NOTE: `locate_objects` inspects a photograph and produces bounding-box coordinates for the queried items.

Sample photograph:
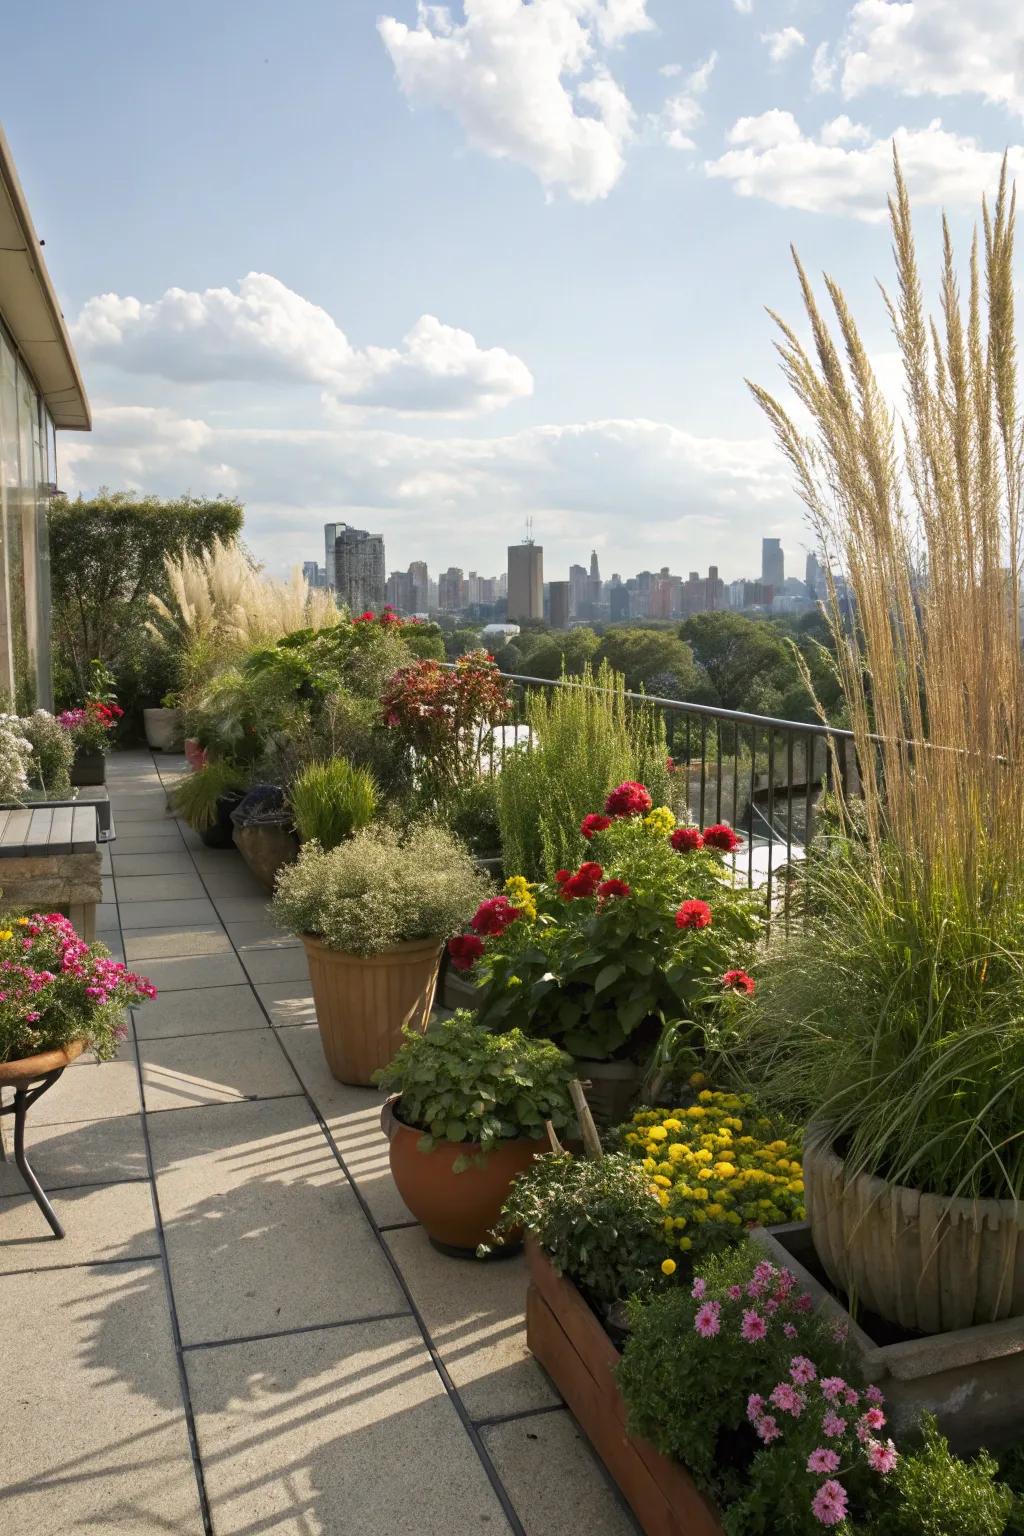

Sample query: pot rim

[805,1128,1023,1218]
[299,932,445,963]
[0,1036,87,1083]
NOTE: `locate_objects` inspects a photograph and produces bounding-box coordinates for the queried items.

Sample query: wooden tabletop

[0,803,99,858]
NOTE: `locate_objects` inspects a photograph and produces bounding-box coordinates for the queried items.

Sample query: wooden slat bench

[0,800,104,939]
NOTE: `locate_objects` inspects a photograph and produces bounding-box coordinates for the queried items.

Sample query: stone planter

[233,823,299,892]
[300,933,442,1086]
[525,1240,724,1536]
[803,1136,1024,1334]
[753,1222,1024,1456]
[143,707,184,753]
[382,1095,544,1254]
[70,746,106,787]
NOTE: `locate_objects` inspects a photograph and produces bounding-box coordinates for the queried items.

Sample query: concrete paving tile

[385,1227,558,1421]
[140,1030,299,1111]
[112,851,197,877]
[132,985,268,1039]
[0,1262,205,1534]
[96,900,118,929]
[0,1113,149,1194]
[123,924,231,962]
[29,1045,141,1124]
[196,868,268,900]
[277,1024,412,1226]
[101,874,116,903]
[109,807,175,824]
[148,1097,406,1343]
[136,952,248,992]
[255,980,317,1028]
[112,832,187,855]
[100,844,112,875]
[224,919,300,950]
[115,874,207,902]
[482,1411,637,1536]
[174,820,206,851]
[187,1318,510,1536]
[240,946,310,985]
[116,897,219,929]
[0,1180,158,1271]
[209,894,274,923]
[70,1034,133,1067]
[96,931,126,962]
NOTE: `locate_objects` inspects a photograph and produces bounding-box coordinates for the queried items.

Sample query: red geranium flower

[470,896,522,937]
[555,870,571,885]
[561,861,604,900]
[722,969,755,996]
[597,878,631,902]
[604,781,653,818]
[580,813,613,841]
[703,823,742,853]
[448,934,485,971]
[671,827,704,853]
[356,610,376,623]
[676,899,713,930]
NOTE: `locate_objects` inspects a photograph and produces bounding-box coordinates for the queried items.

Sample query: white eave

[0,124,90,431]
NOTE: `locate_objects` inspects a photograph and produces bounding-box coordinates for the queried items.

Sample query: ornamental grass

[741,156,1024,1201]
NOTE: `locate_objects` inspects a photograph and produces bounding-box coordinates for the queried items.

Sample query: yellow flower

[648,1125,668,1142]
[662,1117,682,1133]
[661,1258,677,1276]
[15,917,29,926]
[644,806,677,834]
[0,929,12,941]
[689,1071,706,1087]
[678,1236,693,1251]
[652,1175,672,1189]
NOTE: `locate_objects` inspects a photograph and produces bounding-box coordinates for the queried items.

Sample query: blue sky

[5,0,1024,584]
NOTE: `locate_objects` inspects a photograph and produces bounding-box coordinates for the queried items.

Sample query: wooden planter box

[525,1240,724,1536]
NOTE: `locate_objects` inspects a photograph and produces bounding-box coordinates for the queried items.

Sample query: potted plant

[289,757,377,850]
[375,1010,575,1254]
[272,824,489,1085]
[144,693,185,752]
[172,760,247,848]
[19,710,74,798]
[448,784,762,1120]
[58,698,123,786]
[230,784,299,891]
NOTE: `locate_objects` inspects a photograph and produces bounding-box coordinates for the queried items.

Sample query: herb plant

[870,1417,1013,1536]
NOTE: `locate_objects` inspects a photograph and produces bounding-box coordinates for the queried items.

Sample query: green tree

[515,627,600,679]
[595,627,701,696]
[679,611,808,717]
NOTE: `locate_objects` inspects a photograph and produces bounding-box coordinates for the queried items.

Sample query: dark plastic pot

[70,746,106,787]
[199,792,245,849]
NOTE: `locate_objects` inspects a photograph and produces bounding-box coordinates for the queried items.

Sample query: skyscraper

[408,560,429,612]
[333,524,386,614]
[438,567,465,611]
[324,522,341,588]
[568,563,588,617]
[507,541,544,622]
[385,569,414,613]
[549,580,570,630]
[762,537,784,593]
[805,551,822,598]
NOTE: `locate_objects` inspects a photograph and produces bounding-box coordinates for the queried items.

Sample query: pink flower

[844,1388,860,1408]
[746,1393,765,1423]
[864,1385,885,1406]
[867,1439,898,1475]
[794,1292,814,1313]
[860,1407,886,1433]
[691,1278,706,1301]
[811,1479,848,1527]
[822,1412,847,1439]
[770,1382,805,1417]
[727,1285,743,1302]
[740,1308,767,1342]
[807,1448,841,1475]
[821,1378,847,1403]
[694,1302,721,1338]
[831,1320,849,1343]
[790,1356,817,1386]
[755,1414,781,1444]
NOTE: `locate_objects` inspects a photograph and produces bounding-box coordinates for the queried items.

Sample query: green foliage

[680,612,811,719]
[290,758,377,849]
[595,627,701,696]
[401,622,446,661]
[272,823,489,955]
[171,761,247,831]
[497,662,670,881]
[490,1151,666,1307]
[511,628,601,679]
[871,1417,1013,1536]
[20,711,73,796]
[435,774,502,858]
[49,492,243,705]
[375,1010,575,1166]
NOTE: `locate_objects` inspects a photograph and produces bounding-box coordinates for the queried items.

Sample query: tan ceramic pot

[0,1038,86,1084]
[804,1135,1024,1333]
[384,1099,544,1252]
[300,934,442,1086]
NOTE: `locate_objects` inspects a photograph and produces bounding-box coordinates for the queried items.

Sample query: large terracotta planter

[184,738,207,771]
[300,933,442,1086]
[0,1038,85,1084]
[384,1098,544,1253]
[804,1136,1024,1333]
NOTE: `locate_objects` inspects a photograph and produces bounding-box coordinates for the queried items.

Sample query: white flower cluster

[0,713,34,803]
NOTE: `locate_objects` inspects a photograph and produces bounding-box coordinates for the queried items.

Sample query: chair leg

[13,1087,64,1239]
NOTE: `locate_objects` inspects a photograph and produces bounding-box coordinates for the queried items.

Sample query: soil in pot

[199,792,245,849]
[233,823,299,892]
[70,747,106,787]
[386,1103,545,1253]
[301,934,442,1086]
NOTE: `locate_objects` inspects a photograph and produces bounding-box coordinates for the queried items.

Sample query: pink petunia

[769,1382,805,1418]
[822,1412,847,1439]
[807,1448,841,1475]
[755,1414,781,1444]
[820,1378,847,1403]
[691,1278,706,1301]
[866,1439,898,1475]
[811,1479,849,1528]
[790,1356,817,1386]
[694,1301,721,1338]
[741,1308,767,1342]
[746,1393,765,1423]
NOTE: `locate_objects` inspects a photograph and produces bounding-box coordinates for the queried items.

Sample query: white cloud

[811,42,835,93]
[707,113,1024,221]
[733,0,753,12]
[762,27,805,63]
[658,51,717,151]
[840,0,1024,117]
[73,274,533,416]
[660,62,683,78]
[378,0,651,202]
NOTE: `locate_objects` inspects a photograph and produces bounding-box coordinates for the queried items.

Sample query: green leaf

[594,962,626,993]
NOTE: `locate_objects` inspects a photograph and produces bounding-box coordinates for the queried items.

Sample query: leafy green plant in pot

[172,760,248,848]
[272,825,489,1085]
[376,1010,575,1254]
[290,757,377,850]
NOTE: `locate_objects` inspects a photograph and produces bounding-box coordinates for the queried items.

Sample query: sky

[5,0,1024,585]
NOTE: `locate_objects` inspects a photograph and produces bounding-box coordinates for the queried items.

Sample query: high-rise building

[386,569,415,613]
[302,561,321,588]
[762,537,784,593]
[438,567,465,611]
[609,585,630,622]
[408,560,429,612]
[507,541,544,622]
[706,565,724,611]
[805,551,823,598]
[324,522,341,588]
[333,524,386,614]
[568,563,588,617]
[549,580,570,630]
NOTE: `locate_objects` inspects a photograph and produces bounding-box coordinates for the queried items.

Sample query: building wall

[334,526,386,614]
[507,542,543,621]
[0,317,55,709]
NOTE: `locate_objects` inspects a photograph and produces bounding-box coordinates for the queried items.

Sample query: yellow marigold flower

[0,929,11,941]
[706,1203,725,1219]
[686,1106,706,1119]
[644,806,677,833]
[648,1125,668,1142]
[667,1144,687,1163]
[653,1175,672,1189]
[714,1163,737,1178]
[697,1168,713,1181]
[693,1149,713,1165]
[678,1236,693,1251]
[658,1191,670,1208]
[788,1179,805,1194]
[662,1117,682,1132]
[689,1071,706,1087]
[15,917,29,926]
[698,1089,714,1104]
[642,1158,656,1174]
[661,1258,677,1276]
[673,1216,688,1229]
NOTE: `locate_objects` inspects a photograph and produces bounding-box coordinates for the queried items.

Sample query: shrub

[20,710,74,796]
[871,1416,1013,1536]
[375,1010,575,1166]
[290,758,377,849]
[0,912,156,1064]
[381,650,511,802]
[490,1150,667,1308]
[0,714,33,802]
[271,824,489,955]
[172,761,248,831]
[435,774,501,858]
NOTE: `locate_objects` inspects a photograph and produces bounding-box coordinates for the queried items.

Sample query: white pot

[143,707,185,752]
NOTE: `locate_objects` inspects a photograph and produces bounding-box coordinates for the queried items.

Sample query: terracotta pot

[576,1056,645,1127]
[300,934,442,1086]
[0,1037,86,1084]
[804,1135,1024,1332]
[184,738,207,771]
[70,746,106,787]
[233,823,299,892]
[385,1099,545,1252]
[143,707,184,752]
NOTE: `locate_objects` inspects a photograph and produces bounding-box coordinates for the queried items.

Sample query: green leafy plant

[172,760,247,831]
[871,1416,1013,1536]
[375,1010,575,1167]
[436,774,501,859]
[272,823,489,955]
[290,758,378,849]
[488,1150,666,1308]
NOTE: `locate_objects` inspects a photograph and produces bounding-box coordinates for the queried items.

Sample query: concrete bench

[0,804,104,939]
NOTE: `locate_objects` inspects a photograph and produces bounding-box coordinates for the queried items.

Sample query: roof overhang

[0,125,90,431]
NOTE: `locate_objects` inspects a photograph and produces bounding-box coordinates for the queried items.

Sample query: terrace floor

[0,750,637,1536]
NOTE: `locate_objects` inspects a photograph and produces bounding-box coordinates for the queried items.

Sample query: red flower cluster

[597,878,631,903]
[580,813,612,841]
[703,823,742,853]
[448,934,485,971]
[676,899,713,930]
[722,969,755,995]
[671,827,705,853]
[470,896,521,937]
[556,861,604,900]
[604,781,653,818]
